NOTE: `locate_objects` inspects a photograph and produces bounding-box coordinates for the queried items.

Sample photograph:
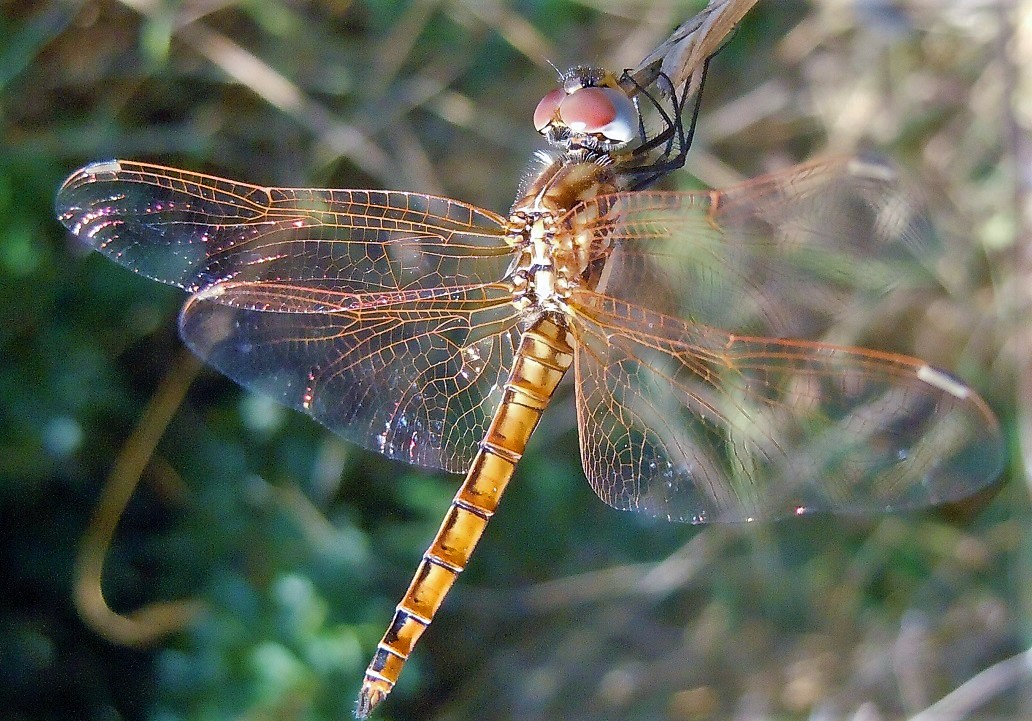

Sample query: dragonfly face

[55,5,1003,716]
[533,66,640,151]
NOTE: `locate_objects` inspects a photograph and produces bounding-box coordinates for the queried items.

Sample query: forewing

[55,159,514,294]
[569,291,1003,523]
[57,160,521,472]
[567,156,937,342]
[561,156,1002,522]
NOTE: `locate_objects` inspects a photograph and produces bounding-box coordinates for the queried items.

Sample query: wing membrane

[56,160,522,472]
[56,160,514,294]
[569,291,1003,523]
[182,282,520,472]
[565,157,935,342]
[563,158,1001,522]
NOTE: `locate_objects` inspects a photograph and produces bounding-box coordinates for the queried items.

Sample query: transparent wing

[56,160,522,472]
[181,282,520,472]
[561,157,1003,522]
[56,160,514,294]
[569,291,1003,523]
[570,156,944,342]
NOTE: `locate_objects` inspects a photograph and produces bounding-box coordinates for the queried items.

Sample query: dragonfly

[56,3,1002,716]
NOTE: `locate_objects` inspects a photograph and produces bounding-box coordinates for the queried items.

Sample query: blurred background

[2,1,1031,719]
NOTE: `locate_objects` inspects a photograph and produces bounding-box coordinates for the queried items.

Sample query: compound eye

[533,88,565,132]
[558,86,637,143]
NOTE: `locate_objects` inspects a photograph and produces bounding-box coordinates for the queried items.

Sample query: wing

[569,291,1003,523]
[560,157,1002,522]
[181,281,520,473]
[568,156,943,342]
[57,160,522,472]
[56,160,514,293]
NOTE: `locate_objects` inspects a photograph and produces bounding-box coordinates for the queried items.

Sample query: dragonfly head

[534,66,639,155]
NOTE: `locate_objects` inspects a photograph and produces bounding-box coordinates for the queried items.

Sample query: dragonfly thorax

[507,210,570,312]
[508,157,620,313]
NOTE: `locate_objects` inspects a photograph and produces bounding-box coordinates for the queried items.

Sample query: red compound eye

[558,86,637,143]
[533,88,565,132]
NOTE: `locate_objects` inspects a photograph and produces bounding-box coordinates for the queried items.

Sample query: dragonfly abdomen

[357,315,574,717]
